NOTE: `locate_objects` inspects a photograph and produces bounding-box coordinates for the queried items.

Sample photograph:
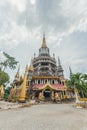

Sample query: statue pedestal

[19,98,26,103]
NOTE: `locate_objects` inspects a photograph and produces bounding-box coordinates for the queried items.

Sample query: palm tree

[67,73,86,98]
[81,74,87,97]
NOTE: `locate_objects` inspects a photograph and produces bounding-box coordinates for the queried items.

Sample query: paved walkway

[0,103,87,130]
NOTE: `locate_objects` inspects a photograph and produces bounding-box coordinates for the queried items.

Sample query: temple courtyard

[0,103,87,130]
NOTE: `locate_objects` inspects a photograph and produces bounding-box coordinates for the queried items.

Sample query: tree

[0,52,18,86]
[74,73,84,98]
[4,87,11,100]
[67,73,87,98]
[81,74,87,97]
[0,52,18,71]
[0,70,9,86]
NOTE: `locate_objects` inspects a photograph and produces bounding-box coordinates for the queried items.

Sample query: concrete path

[0,103,87,130]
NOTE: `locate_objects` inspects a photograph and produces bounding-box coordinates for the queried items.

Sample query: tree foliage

[0,52,18,71]
[0,52,18,86]
[0,70,9,86]
[4,87,11,100]
[67,73,87,98]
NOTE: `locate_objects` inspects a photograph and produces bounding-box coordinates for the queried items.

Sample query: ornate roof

[33,83,66,90]
[32,76,64,81]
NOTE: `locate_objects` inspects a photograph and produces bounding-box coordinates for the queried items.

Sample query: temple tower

[32,33,57,76]
[15,65,20,81]
[57,57,64,78]
[69,66,73,77]
[28,59,34,79]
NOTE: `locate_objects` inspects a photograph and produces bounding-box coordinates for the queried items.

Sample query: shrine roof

[32,83,67,91]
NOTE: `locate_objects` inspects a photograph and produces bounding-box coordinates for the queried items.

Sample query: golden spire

[15,65,20,79]
[0,85,4,98]
[41,33,47,48]
[25,64,29,72]
[29,59,34,71]
[19,70,27,102]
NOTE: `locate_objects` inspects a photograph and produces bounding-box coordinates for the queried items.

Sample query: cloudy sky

[0,0,87,80]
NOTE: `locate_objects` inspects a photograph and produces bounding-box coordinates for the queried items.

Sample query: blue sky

[0,0,87,80]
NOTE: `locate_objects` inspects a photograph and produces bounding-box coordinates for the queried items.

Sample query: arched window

[62,81,64,85]
[38,80,40,84]
[45,80,47,83]
[52,80,54,84]
[59,80,61,84]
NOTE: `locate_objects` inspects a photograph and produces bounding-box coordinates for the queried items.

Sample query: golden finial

[15,65,20,79]
[42,32,47,48]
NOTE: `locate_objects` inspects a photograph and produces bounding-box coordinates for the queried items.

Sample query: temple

[10,34,74,102]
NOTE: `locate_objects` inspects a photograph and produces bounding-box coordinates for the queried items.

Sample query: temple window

[62,81,64,85]
[59,80,61,84]
[38,80,40,84]
[45,80,47,83]
[64,91,66,95]
[52,80,54,84]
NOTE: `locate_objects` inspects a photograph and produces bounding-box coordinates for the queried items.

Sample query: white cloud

[61,0,87,33]
[78,18,87,32]
[0,0,87,79]
[30,0,36,5]
[6,0,26,12]
[0,22,29,49]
